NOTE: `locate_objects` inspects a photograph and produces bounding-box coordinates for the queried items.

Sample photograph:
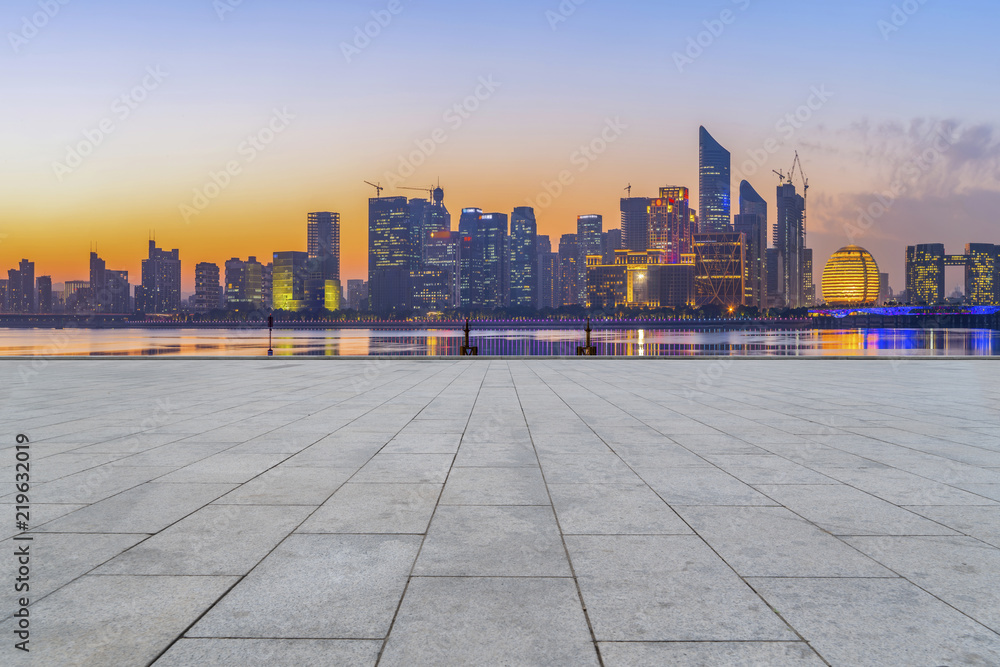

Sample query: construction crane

[399,185,435,199]
[625,183,632,197]
[773,152,810,245]
[364,181,384,198]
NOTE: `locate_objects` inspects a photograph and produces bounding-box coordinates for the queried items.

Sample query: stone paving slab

[1,358,999,665]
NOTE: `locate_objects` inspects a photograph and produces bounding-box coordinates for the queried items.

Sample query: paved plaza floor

[1,359,999,666]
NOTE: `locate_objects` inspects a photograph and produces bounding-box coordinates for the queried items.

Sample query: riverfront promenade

[1,359,999,666]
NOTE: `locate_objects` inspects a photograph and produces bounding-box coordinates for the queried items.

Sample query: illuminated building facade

[586,249,694,309]
[699,126,732,233]
[965,244,998,305]
[423,231,461,308]
[822,246,881,306]
[369,196,413,314]
[693,233,747,310]
[272,251,308,311]
[649,187,694,263]
[734,180,767,310]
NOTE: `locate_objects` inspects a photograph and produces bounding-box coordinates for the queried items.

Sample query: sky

[2,0,999,294]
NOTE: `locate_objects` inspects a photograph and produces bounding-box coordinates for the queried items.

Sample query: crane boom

[364,181,384,197]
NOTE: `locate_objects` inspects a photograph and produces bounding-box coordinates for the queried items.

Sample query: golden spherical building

[822,246,881,306]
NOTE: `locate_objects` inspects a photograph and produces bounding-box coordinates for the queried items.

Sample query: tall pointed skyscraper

[699,126,732,233]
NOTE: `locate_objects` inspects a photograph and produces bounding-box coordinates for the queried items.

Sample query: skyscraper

[423,231,462,308]
[8,260,36,313]
[368,196,414,314]
[649,187,693,263]
[195,263,222,311]
[774,183,805,308]
[478,213,508,310]
[36,276,52,314]
[139,241,181,314]
[577,215,603,304]
[621,197,652,252]
[734,180,768,310]
[699,126,731,233]
[89,252,106,312]
[559,234,580,306]
[458,208,482,309]
[509,207,538,309]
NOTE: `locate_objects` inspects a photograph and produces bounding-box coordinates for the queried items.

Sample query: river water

[1,328,997,357]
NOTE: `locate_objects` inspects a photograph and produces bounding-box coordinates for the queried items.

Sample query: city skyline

[3,1,999,293]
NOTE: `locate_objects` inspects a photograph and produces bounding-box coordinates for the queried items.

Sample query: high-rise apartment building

[509,207,538,309]
[138,241,181,314]
[905,244,946,305]
[225,257,263,308]
[621,197,652,252]
[802,248,816,307]
[577,215,603,304]
[699,126,732,233]
[7,260,36,313]
[965,244,998,305]
[368,196,413,314]
[36,276,52,314]
[774,183,805,308]
[195,263,222,311]
[536,234,559,310]
[734,180,768,310]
